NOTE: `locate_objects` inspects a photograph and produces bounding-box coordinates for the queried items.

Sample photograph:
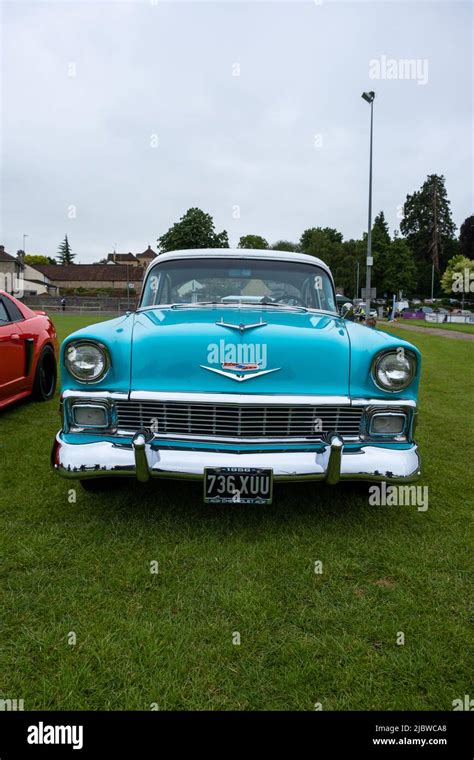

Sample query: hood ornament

[200,365,281,382]
[216,318,267,334]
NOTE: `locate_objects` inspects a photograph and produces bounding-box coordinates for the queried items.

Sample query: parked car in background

[52,249,421,502]
[395,300,410,313]
[402,306,433,319]
[354,304,378,321]
[0,290,58,410]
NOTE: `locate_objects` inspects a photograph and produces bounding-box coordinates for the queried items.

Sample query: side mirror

[341,303,354,320]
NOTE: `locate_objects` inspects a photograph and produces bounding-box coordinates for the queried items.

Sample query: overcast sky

[1,0,472,263]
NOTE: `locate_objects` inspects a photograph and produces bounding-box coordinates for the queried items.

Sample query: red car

[0,290,58,410]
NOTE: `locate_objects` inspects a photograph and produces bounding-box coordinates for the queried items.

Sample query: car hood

[130,307,351,395]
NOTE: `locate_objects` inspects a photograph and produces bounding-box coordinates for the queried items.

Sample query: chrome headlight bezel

[64,340,111,384]
[371,348,417,393]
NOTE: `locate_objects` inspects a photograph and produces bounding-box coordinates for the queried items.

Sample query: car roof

[145,248,332,278]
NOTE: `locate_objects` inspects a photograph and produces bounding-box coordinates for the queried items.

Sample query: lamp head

[361,91,375,103]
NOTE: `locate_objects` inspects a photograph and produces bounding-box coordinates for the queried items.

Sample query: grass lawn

[0,315,472,710]
[388,318,474,334]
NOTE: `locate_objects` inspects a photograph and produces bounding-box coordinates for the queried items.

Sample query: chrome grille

[114,401,363,440]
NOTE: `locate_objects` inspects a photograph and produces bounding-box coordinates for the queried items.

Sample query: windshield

[141,257,336,312]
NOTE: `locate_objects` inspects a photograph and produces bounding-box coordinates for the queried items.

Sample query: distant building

[0,245,23,293]
[0,245,57,296]
[34,264,144,292]
[106,246,157,267]
[1,244,158,296]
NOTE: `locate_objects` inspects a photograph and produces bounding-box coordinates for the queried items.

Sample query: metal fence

[22,296,138,315]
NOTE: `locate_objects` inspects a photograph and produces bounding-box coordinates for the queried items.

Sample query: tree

[270,240,300,252]
[376,238,417,297]
[372,211,390,246]
[459,215,474,258]
[300,227,343,253]
[238,235,268,249]
[24,254,56,266]
[371,211,391,291]
[441,255,474,304]
[342,238,367,298]
[57,235,75,265]
[300,227,354,293]
[158,208,229,252]
[400,174,456,295]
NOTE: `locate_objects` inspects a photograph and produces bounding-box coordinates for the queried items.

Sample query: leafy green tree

[158,208,229,252]
[238,235,268,249]
[270,240,300,252]
[24,254,56,266]
[441,255,474,301]
[342,238,366,298]
[400,174,456,295]
[300,227,343,253]
[376,238,417,297]
[459,215,474,258]
[57,235,75,265]
[300,227,352,293]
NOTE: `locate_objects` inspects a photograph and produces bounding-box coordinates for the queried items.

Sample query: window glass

[141,258,336,312]
[0,300,11,323]
[3,297,23,322]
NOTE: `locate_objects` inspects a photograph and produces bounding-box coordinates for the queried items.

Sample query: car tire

[32,345,57,401]
[80,478,122,492]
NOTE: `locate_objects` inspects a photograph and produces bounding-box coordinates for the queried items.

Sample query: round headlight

[65,341,110,383]
[372,349,416,391]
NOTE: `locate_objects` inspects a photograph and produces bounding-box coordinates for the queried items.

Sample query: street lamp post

[361,91,375,323]
[127,264,130,310]
[22,234,28,255]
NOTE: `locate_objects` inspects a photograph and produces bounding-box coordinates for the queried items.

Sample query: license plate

[204,467,273,504]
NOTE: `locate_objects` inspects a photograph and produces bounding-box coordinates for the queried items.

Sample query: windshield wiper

[170,301,222,309]
[170,301,311,312]
[259,301,310,312]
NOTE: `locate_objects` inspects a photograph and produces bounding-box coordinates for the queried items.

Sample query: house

[22,263,59,296]
[0,245,57,296]
[34,264,144,292]
[106,246,157,267]
[0,245,23,294]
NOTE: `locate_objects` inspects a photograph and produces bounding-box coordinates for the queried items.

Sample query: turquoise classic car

[52,249,421,503]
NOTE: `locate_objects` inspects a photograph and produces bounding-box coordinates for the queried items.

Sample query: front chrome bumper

[52,432,421,484]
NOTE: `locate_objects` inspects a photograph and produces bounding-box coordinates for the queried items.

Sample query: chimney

[0,245,4,253]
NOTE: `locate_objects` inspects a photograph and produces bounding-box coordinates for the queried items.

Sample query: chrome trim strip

[351,398,416,408]
[62,390,129,401]
[116,430,362,444]
[128,391,416,408]
[129,391,353,405]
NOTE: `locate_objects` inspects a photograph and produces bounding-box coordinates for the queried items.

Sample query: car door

[0,297,26,400]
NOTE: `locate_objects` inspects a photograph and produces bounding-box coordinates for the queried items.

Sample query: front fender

[60,313,134,394]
